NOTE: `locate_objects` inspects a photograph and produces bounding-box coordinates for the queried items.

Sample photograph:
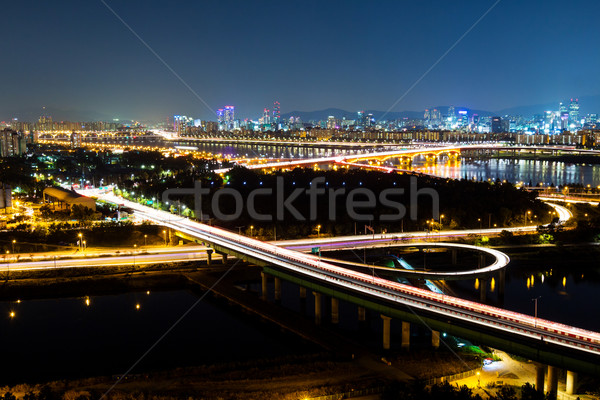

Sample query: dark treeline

[142,166,553,239]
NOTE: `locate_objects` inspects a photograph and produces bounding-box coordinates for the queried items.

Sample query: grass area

[0,354,387,400]
[391,350,480,380]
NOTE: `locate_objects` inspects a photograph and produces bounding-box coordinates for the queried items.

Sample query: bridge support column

[566,370,578,395]
[331,298,339,324]
[358,306,366,322]
[313,292,322,326]
[381,315,391,350]
[299,286,307,314]
[480,278,488,303]
[401,321,410,350]
[206,249,213,266]
[535,364,545,393]
[498,269,505,299]
[221,253,228,265]
[479,254,486,268]
[431,330,440,349]
[451,249,458,265]
[274,277,281,302]
[547,365,558,399]
[261,272,268,301]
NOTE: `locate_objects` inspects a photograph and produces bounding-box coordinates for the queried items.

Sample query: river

[0,289,316,385]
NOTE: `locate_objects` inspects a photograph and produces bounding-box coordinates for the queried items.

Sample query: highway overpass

[86,192,600,384]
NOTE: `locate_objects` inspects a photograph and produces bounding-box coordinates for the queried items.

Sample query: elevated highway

[90,192,599,376]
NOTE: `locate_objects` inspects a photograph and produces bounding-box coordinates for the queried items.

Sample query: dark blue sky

[2,0,600,121]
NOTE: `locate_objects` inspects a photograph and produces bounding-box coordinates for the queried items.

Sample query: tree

[495,386,518,400]
[520,383,549,400]
[70,204,95,225]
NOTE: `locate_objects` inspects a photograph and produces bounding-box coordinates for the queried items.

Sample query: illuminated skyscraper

[216,109,225,130]
[357,111,365,127]
[491,116,503,133]
[569,99,580,127]
[431,109,441,124]
[262,108,271,125]
[273,101,281,124]
[224,106,235,129]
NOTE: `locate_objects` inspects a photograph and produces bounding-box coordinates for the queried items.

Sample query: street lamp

[532,296,541,328]
[133,244,137,267]
[78,233,83,252]
[11,240,15,254]
[144,234,148,247]
[250,225,254,237]
[316,224,321,238]
[163,230,167,246]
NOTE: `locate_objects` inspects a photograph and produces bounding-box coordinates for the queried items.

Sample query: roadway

[2,201,570,284]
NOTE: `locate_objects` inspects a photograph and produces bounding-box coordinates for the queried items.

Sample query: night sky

[2,0,600,121]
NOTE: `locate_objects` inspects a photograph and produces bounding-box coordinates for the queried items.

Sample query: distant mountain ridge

[280,106,495,122]
[281,96,600,122]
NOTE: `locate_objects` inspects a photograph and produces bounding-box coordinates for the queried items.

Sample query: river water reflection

[411,158,600,187]
[0,290,315,385]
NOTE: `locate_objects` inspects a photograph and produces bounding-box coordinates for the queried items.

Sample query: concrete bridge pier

[261,271,268,301]
[535,363,545,393]
[358,306,366,322]
[480,278,488,303]
[431,330,440,349]
[206,249,213,266]
[451,249,458,265]
[401,321,410,350]
[546,365,558,399]
[221,253,228,265]
[299,286,307,314]
[331,297,339,324]
[566,370,578,395]
[381,315,391,350]
[274,277,281,302]
[313,291,322,326]
[299,286,306,299]
[498,269,506,300]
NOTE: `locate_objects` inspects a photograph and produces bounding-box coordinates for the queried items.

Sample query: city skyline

[2,0,600,121]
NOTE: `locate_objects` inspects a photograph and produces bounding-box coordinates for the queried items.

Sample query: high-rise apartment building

[174,115,192,137]
[0,129,27,157]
